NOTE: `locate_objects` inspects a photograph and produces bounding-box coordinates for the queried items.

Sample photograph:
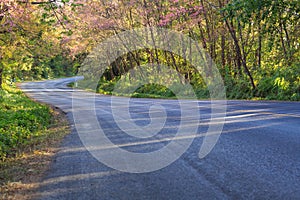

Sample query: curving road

[20,77,300,200]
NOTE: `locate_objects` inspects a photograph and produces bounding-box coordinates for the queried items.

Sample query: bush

[0,85,51,160]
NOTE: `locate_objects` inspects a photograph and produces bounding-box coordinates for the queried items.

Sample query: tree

[0,0,77,88]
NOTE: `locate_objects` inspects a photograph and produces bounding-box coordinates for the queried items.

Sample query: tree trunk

[257,21,262,68]
[0,67,3,89]
[224,19,256,90]
[279,21,288,61]
[221,34,226,68]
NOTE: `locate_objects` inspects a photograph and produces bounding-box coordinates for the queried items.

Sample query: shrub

[0,85,51,160]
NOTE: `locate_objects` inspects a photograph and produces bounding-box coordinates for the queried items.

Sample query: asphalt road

[20,77,300,200]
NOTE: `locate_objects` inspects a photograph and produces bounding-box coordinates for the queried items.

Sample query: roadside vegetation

[0,84,51,159]
[97,62,300,101]
[0,0,299,197]
[90,1,300,101]
[1,1,299,101]
[0,84,69,199]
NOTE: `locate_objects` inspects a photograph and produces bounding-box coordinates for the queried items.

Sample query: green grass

[0,88,69,199]
[0,84,52,160]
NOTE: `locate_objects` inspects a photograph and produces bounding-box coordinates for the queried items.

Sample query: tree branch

[17,0,56,5]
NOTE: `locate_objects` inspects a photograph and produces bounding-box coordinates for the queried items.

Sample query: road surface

[20,77,300,200]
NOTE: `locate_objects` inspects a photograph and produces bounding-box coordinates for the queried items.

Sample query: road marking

[261,112,300,118]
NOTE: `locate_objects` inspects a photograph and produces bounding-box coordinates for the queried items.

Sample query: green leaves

[0,86,51,159]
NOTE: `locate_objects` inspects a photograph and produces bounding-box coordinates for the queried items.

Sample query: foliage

[0,1,80,87]
[0,0,299,164]
[255,63,300,100]
[0,104,69,199]
[0,0,299,101]
[0,85,51,159]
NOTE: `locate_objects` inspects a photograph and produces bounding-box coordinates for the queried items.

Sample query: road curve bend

[20,77,300,200]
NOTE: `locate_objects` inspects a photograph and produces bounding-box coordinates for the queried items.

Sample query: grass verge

[0,84,70,200]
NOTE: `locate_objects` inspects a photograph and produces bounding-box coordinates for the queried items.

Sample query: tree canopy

[0,0,299,100]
